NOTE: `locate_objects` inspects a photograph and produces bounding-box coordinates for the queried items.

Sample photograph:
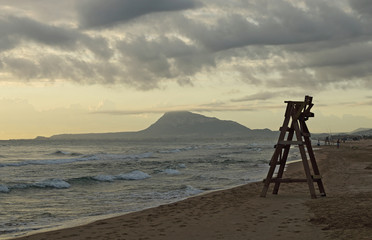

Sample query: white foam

[131,152,153,159]
[33,179,71,189]
[178,163,186,168]
[12,183,29,189]
[154,185,204,200]
[163,169,181,175]
[183,185,203,195]
[159,149,182,153]
[0,184,10,193]
[116,170,151,180]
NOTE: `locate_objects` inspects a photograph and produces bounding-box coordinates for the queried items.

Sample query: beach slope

[12,140,372,240]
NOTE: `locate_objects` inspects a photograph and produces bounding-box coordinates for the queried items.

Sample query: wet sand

[12,139,372,240]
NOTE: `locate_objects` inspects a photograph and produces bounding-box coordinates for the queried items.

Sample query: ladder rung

[269,178,308,183]
[266,178,322,183]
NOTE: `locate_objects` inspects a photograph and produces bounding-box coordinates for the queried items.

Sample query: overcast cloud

[0,0,371,91]
[77,0,200,28]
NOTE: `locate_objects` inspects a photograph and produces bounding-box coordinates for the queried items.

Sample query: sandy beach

[12,139,372,240]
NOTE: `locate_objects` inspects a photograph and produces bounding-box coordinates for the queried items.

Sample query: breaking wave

[1,170,151,194]
[0,152,153,168]
[51,150,82,156]
[0,184,10,193]
[163,169,181,175]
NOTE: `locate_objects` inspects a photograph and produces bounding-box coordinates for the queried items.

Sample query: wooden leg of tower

[260,166,275,197]
[304,136,326,196]
[300,146,317,199]
[273,127,294,194]
[301,121,326,196]
[272,146,289,194]
[261,112,292,197]
[293,120,317,199]
[260,147,282,197]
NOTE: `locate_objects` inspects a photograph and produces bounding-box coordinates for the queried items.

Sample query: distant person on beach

[337,139,340,148]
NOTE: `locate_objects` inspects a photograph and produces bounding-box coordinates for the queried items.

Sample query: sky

[0,0,372,139]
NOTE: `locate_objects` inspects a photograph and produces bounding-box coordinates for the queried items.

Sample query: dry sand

[12,139,372,240]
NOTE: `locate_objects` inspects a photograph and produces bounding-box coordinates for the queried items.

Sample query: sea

[0,137,302,239]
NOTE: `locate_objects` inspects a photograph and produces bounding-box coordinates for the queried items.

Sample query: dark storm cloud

[0,15,78,48]
[2,0,372,92]
[0,14,114,81]
[77,0,200,28]
[0,15,112,58]
[115,35,216,89]
[182,1,364,52]
[349,0,372,18]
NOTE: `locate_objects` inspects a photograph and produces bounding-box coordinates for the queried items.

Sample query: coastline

[11,139,372,240]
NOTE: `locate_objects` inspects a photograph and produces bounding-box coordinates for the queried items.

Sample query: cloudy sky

[0,0,371,139]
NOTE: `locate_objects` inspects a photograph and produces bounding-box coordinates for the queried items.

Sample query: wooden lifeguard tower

[260,96,326,199]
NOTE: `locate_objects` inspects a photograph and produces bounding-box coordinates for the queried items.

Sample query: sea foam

[116,170,151,180]
[163,169,181,175]
[93,175,116,182]
[0,184,10,193]
[33,179,71,189]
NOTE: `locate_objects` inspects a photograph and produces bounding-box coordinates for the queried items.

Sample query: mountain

[48,111,277,140]
[351,128,372,135]
[137,111,251,137]
[312,128,372,140]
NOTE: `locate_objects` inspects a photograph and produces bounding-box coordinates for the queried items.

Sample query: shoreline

[11,139,372,239]
[7,178,267,239]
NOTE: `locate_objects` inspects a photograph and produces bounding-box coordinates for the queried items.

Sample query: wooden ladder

[260,96,326,199]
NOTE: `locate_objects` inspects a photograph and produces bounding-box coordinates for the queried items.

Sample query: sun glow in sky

[0,0,372,140]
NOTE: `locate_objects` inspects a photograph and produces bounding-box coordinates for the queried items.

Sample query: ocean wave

[159,143,254,154]
[1,170,151,194]
[33,179,71,189]
[182,185,204,195]
[163,169,181,175]
[92,175,116,182]
[74,171,151,183]
[115,170,151,180]
[0,152,154,168]
[0,184,10,193]
[130,185,204,201]
[51,150,82,156]
[178,163,186,168]
[160,185,203,199]
[1,179,71,193]
[158,145,199,154]
[158,149,182,154]
[189,175,230,182]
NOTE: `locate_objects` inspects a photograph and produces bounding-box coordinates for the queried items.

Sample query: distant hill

[351,128,372,135]
[351,128,372,133]
[137,111,251,137]
[48,111,277,140]
[312,127,372,141]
